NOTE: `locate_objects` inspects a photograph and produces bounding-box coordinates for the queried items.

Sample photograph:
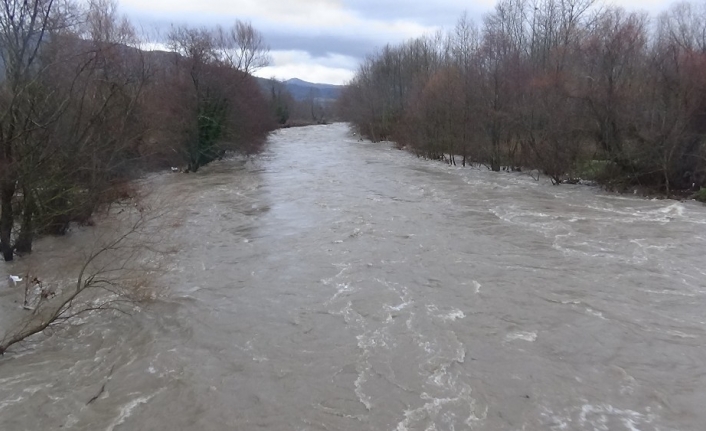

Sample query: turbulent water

[2,123,706,430]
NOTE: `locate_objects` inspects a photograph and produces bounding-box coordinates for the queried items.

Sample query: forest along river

[1,122,706,431]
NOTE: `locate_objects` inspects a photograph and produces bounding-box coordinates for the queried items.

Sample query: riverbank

[386,140,706,205]
[279,120,332,128]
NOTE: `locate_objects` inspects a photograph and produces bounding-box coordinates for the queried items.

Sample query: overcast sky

[121,0,678,85]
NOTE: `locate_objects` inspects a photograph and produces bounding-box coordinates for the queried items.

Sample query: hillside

[284,78,343,101]
[257,77,343,101]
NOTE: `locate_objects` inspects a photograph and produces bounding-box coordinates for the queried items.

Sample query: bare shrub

[0,194,176,355]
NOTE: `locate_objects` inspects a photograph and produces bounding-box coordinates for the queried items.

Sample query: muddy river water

[1,123,706,430]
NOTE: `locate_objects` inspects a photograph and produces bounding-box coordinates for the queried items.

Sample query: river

[1,123,706,430]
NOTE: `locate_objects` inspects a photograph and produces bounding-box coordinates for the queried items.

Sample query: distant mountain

[281,78,343,101]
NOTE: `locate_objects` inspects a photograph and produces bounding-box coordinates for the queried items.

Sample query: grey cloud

[122,2,486,63]
[125,8,384,60]
[264,32,378,58]
[340,0,485,26]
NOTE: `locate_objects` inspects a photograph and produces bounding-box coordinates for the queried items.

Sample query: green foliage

[693,188,706,203]
[572,160,611,181]
[189,96,228,172]
[275,103,290,125]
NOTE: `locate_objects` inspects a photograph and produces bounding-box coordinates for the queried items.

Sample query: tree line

[338,0,706,199]
[0,0,278,262]
[264,79,337,127]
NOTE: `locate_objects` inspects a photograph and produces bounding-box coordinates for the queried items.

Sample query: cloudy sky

[121,0,677,85]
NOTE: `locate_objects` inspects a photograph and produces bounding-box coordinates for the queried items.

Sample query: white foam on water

[385,300,411,312]
[22,383,52,395]
[395,387,484,431]
[105,389,164,431]
[657,202,685,217]
[585,307,606,320]
[662,329,698,339]
[353,362,372,411]
[629,239,675,252]
[579,403,656,431]
[327,282,354,304]
[489,205,569,237]
[542,403,657,431]
[63,414,79,428]
[440,310,465,321]
[505,331,538,342]
[472,280,481,294]
[0,395,25,411]
[0,372,32,386]
[418,340,435,354]
[320,262,351,287]
[429,347,466,389]
[552,236,645,265]
[639,289,697,298]
[540,406,571,430]
[425,304,465,321]
[331,300,378,411]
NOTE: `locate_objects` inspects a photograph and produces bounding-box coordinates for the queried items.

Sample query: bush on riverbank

[694,188,706,203]
[0,0,277,261]
[338,0,706,197]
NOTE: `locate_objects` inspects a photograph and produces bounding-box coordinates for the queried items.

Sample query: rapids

[1,123,705,430]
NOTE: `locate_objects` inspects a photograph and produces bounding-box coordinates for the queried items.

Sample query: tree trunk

[0,179,16,261]
[14,187,36,254]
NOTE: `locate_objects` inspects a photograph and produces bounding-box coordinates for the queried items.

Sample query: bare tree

[578,7,648,159]
[161,22,275,172]
[340,0,706,195]
[214,20,270,74]
[0,0,61,261]
[1,198,171,355]
[0,0,150,261]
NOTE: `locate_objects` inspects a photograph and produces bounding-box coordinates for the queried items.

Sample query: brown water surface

[1,123,705,430]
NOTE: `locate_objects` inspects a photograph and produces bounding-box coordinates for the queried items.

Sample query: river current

[1,123,706,430]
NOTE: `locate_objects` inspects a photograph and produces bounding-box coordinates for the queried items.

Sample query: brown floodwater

[1,123,706,430]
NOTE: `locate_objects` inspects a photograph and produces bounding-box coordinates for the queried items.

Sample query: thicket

[0,0,277,262]
[338,0,706,197]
